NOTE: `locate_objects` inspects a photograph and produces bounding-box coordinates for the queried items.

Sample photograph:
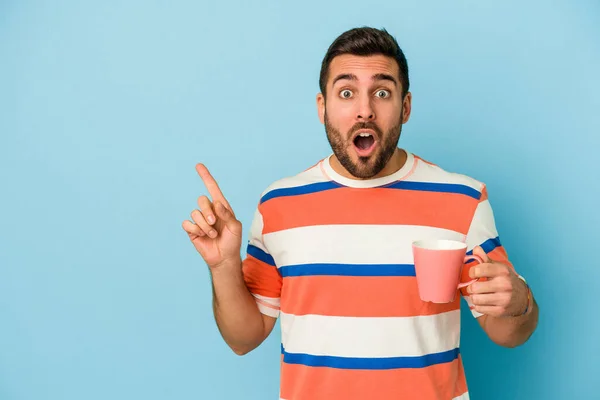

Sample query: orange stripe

[242,255,282,298]
[487,246,513,268]
[280,355,468,400]
[281,276,460,317]
[260,187,478,235]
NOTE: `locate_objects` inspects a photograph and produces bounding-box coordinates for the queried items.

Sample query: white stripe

[280,310,460,358]
[408,161,483,193]
[465,199,499,252]
[264,224,465,266]
[247,209,268,253]
[453,392,470,400]
[255,299,280,318]
[253,293,280,307]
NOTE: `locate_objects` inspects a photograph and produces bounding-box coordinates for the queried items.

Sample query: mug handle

[457,254,484,289]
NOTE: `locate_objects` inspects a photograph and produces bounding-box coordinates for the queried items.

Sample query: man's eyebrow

[331,73,398,87]
[372,73,397,86]
[332,73,357,87]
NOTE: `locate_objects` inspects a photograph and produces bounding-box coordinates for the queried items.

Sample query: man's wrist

[210,257,244,282]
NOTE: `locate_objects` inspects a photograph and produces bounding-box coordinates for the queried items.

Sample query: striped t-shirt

[242,150,514,400]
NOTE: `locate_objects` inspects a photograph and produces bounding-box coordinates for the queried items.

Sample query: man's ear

[401,92,412,124]
[317,93,325,124]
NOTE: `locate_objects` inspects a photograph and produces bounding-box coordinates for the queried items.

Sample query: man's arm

[468,247,539,347]
[477,294,538,348]
[181,163,279,356]
[211,258,277,355]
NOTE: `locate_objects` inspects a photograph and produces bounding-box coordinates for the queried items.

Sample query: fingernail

[209,229,217,238]
[207,215,215,224]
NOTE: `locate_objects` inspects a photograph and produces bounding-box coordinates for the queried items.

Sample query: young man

[182,27,538,400]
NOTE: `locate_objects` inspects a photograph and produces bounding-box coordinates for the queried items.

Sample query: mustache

[349,121,383,138]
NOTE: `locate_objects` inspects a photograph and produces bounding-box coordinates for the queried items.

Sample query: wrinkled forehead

[327,54,400,87]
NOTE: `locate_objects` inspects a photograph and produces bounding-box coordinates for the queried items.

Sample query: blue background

[1,1,598,399]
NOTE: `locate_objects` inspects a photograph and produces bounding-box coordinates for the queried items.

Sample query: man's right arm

[211,258,277,355]
[182,164,279,355]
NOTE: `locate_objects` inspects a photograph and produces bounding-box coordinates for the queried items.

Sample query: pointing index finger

[195,163,231,209]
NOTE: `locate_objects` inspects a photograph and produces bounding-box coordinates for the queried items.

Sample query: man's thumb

[472,246,491,263]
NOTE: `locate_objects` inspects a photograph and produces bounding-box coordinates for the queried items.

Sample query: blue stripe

[466,236,502,255]
[279,263,416,277]
[260,180,480,204]
[281,345,459,370]
[260,181,342,204]
[246,244,276,267]
[386,181,481,200]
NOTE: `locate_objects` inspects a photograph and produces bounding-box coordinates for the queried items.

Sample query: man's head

[317,27,412,179]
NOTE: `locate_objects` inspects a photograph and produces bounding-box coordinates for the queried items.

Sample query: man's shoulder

[258,158,329,203]
[410,153,486,193]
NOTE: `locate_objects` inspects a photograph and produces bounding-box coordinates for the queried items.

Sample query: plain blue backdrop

[1,1,599,399]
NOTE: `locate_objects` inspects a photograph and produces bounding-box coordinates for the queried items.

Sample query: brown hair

[319,27,410,98]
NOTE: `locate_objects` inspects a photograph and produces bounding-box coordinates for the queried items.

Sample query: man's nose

[356,97,375,121]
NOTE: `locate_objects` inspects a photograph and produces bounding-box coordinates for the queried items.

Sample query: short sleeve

[242,207,282,318]
[460,185,516,318]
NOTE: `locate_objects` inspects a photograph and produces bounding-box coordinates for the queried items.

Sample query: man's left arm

[467,246,539,348]
[461,183,539,347]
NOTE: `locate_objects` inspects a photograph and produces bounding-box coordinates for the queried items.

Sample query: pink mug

[412,239,483,303]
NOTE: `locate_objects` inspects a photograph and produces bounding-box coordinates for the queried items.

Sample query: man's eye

[376,90,390,98]
[339,90,353,99]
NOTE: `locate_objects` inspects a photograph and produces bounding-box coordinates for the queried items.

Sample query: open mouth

[352,131,376,156]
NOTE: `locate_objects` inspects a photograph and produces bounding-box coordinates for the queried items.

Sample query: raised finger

[196,164,231,209]
[197,195,216,225]
[182,220,206,237]
[191,209,217,238]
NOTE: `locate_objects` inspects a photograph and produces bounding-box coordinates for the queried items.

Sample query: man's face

[317,54,412,179]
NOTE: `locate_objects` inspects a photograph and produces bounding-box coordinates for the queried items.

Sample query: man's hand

[181,164,243,269]
[467,246,529,318]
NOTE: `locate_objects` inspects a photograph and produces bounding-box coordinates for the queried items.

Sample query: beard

[324,110,403,179]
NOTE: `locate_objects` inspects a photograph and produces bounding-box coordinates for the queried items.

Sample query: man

[182,27,538,400]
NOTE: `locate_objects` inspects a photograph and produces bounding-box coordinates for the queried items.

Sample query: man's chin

[347,158,381,179]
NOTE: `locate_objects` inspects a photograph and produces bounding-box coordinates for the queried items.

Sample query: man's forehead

[329,54,399,81]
